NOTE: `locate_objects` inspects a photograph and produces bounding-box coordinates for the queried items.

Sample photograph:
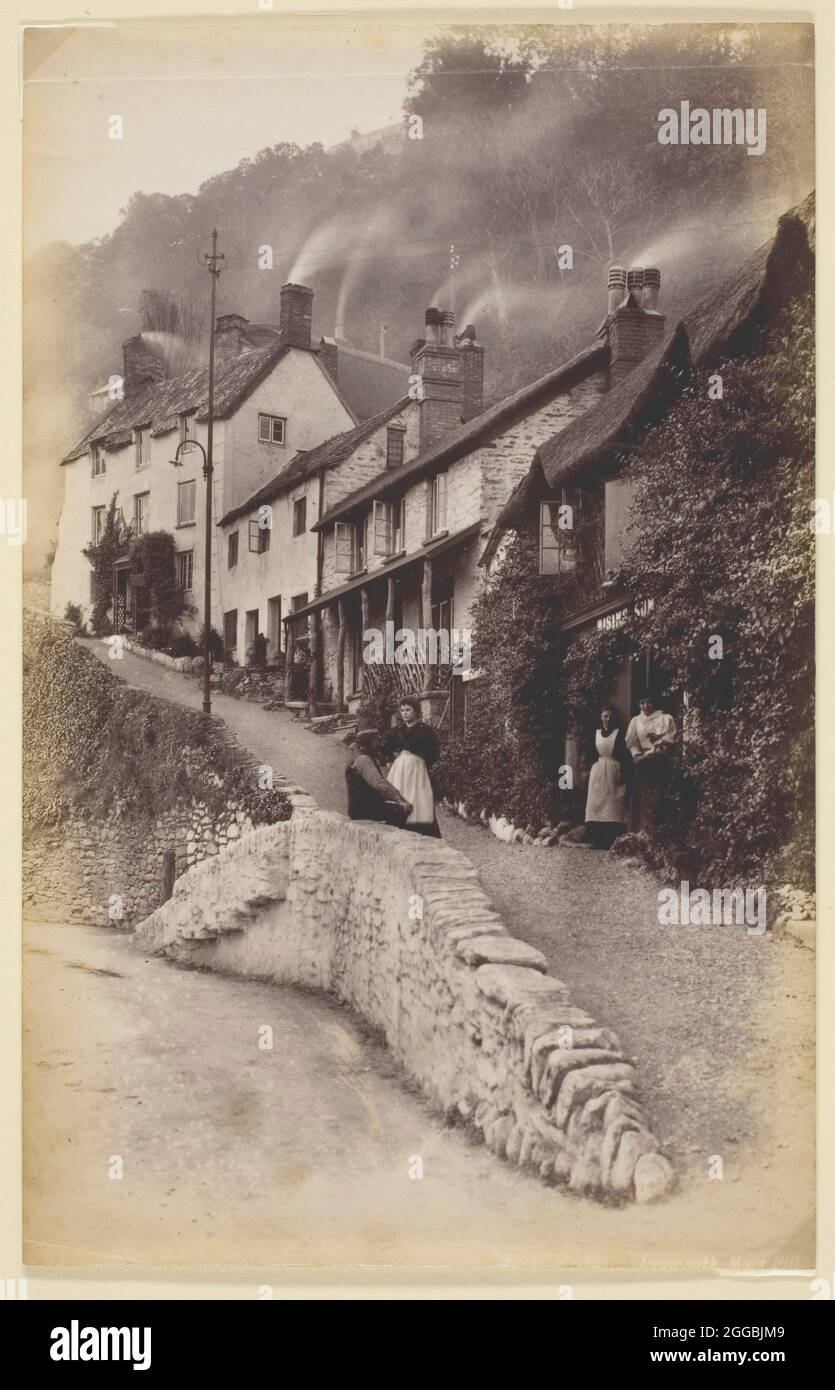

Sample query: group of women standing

[583,692,677,847]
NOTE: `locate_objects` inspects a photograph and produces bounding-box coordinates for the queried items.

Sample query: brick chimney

[121,335,166,399]
[279,283,314,350]
[410,306,463,450]
[456,323,484,422]
[604,264,666,387]
[214,313,249,365]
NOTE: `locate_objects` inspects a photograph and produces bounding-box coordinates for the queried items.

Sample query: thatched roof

[687,190,814,366]
[313,341,608,530]
[491,189,815,547]
[219,396,411,527]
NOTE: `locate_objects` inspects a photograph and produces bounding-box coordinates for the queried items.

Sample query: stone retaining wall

[137,811,674,1204]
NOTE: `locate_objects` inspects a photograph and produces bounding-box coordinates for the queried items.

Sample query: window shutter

[372,500,391,556]
[334,522,354,573]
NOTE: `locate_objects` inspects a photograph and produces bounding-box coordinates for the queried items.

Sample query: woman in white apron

[584,705,632,848]
[382,696,442,837]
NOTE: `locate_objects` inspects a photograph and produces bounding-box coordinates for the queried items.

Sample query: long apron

[387,750,435,826]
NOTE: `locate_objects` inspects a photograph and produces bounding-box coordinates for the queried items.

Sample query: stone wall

[24,795,259,929]
[137,811,674,1204]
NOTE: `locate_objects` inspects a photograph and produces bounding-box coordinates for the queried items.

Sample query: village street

[23,638,814,1269]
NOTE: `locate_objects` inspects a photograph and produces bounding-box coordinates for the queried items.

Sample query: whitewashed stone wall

[137,810,673,1204]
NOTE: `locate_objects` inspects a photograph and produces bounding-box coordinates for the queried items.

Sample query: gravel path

[78,639,815,1264]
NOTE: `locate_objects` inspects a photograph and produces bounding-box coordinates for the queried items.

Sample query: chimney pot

[439,308,456,347]
[643,267,661,311]
[626,266,646,300]
[607,265,627,315]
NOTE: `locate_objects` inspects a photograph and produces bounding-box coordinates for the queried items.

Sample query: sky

[23,19,427,251]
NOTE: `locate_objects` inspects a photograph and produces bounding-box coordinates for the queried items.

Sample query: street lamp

[170,228,225,715]
[171,437,213,712]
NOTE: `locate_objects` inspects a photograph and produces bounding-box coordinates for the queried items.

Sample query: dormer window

[258,413,286,445]
[386,427,406,469]
[91,442,106,477]
[539,490,581,575]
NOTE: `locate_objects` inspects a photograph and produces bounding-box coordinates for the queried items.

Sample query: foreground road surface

[24,918,813,1271]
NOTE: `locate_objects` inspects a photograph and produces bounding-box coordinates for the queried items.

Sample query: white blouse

[625,710,676,757]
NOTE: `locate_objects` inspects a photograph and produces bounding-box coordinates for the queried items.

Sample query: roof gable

[219,395,412,527]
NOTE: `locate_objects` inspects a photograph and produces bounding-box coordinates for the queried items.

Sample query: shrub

[63,602,84,631]
[130,531,192,643]
[198,624,226,662]
[169,632,199,658]
[22,613,291,832]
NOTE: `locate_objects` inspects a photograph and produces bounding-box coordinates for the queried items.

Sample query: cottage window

[430,472,448,536]
[539,490,581,575]
[177,479,196,527]
[91,506,106,545]
[258,413,286,445]
[372,498,405,557]
[334,519,366,574]
[223,609,238,654]
[176,550,194,592]
[227,531,239,568]
[134,429,149,470]
[179,414,194,447]
[91,443,106,478]
[292,496,307,536]
[386,427,405,469]
[248,517,270,554]
[133,492,150,537]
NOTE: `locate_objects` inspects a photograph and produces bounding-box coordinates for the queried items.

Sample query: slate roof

[219,396,411,527]
[62,341,295,463]
[313,340,609,531]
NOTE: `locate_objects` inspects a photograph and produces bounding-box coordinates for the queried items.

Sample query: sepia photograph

[16,8,818,1297]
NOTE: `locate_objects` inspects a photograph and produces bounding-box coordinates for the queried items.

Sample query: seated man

[346,728,413,826]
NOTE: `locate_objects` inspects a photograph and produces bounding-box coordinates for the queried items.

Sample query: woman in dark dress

[381,696,442,837]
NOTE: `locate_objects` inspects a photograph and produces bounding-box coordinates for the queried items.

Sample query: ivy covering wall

[443,286,814,891]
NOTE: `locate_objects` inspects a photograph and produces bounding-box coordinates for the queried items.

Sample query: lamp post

[170,436,211,708]
[172,229,225,714]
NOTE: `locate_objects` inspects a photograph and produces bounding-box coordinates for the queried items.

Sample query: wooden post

[359,586,370,703]
[284,620,295,703]
[308,611,319,719]
[386,575,395,628]
[336,599,346,713]
[421,557,433,694]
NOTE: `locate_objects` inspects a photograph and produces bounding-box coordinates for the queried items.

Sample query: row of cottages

[482,191,814,770]
[279,306,635,720]
[51,283,409,638]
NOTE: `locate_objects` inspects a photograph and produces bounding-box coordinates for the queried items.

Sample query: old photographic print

[21,12,815,1281]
